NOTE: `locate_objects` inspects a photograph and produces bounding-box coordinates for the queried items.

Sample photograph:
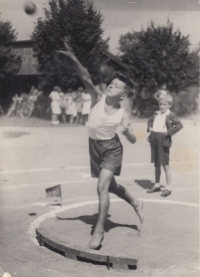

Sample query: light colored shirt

[82,92,91,115]
[49,91,60,101]
[65,94,77,116]
[152,109,170,133]
[88,95,124,140]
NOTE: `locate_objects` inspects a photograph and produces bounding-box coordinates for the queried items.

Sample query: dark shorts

[150,131,170,166]
[89,134,123,178]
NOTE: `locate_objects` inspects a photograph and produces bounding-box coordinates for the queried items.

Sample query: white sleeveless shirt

[88,95,125,140]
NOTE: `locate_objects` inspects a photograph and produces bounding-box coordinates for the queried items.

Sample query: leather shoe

[147,187,160,193]
[161,189,171,197]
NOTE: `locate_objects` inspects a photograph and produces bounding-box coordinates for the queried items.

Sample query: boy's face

[106,78,128,100]
[159,100,171,113]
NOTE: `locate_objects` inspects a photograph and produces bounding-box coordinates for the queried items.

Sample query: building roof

[12,40,39,75]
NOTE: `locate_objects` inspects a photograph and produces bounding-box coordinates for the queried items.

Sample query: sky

[0,0,199,54]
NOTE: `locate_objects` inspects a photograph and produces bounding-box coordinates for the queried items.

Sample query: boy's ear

[120,93,128,100]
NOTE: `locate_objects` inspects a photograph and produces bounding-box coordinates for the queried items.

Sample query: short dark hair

[115,72,135,98]
[159,94,173,106]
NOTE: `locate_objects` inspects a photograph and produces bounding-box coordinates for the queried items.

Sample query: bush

[132,86,199,117]
[171,87,199,116]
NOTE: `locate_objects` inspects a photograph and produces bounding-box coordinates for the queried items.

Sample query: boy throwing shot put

[58,40,144,250]
[147,95,183,197]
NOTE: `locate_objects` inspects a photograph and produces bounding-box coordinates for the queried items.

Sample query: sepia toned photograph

[0,0,199,276]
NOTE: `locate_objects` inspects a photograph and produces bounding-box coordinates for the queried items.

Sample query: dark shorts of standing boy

[89,134,123,178]
[150,131,169,166]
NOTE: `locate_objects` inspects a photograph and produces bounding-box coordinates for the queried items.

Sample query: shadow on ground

[135,179,154,190]
[2,131,30,138]
[57,213,139,234]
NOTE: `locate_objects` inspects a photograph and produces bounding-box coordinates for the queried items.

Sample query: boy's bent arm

[167,113,183,136]
[57,40,101,106]
[147,114,155,132]
[122,110,136,144]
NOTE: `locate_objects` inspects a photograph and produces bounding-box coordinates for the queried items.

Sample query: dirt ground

[0,115,199,277]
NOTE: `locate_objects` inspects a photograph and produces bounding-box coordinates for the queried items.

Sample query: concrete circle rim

[27,198,199,245]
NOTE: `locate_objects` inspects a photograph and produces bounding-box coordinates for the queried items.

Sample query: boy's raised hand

[63,37,73,52]
[57,37,73,57]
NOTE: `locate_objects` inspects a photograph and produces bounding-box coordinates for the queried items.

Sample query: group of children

[57,40,183,250]
[49,86,91,125]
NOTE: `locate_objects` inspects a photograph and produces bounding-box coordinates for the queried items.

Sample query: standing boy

[58,40,144,250]
[147,95,183,197]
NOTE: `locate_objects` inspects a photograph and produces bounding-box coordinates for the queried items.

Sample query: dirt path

[0,117,199,277]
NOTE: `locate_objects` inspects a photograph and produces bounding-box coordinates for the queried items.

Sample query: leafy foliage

[119,20,199,92]
[31,0,109,90]
[0,17,21,107]
[119,20,199,116]
[171,87,199,116]
[0,18,21,79]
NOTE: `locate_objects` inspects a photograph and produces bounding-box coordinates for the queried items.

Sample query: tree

[31,0,109,90]
[119,20,199,115]
[119,20,199,92]
[0,17,21,107]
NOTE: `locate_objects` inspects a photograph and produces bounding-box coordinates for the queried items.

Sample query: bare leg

[51,113,56,124]
[55,114,59,124]
[69,114,73,123]
[88,169,113,249]
[76,112,80,123]
[85,114,89,125]
[163,165,171,191]
[109,177,144,224]
[155,165,161,187]
[62,112,66,123]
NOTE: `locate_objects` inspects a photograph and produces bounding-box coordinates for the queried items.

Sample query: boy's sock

[161,184,172,191]
[160,184,166,191]
[154,183,160,188]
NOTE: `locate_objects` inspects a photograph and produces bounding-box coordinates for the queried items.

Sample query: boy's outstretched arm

[122,110,136,144]
[57,39,101,106]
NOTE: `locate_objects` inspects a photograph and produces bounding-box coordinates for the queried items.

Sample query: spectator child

[147,95,183,197]
[81,90,91,125]
[49,86,61,125]
[65,90,76,123]
[59,91,66,123]
[75,87,84,124]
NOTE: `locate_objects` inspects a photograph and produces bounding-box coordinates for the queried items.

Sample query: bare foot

[87,232,104,250]
[134,200,144,224]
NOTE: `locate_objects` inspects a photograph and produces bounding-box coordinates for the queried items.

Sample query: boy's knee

[163,164,170,170]
[97,181,110,195]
